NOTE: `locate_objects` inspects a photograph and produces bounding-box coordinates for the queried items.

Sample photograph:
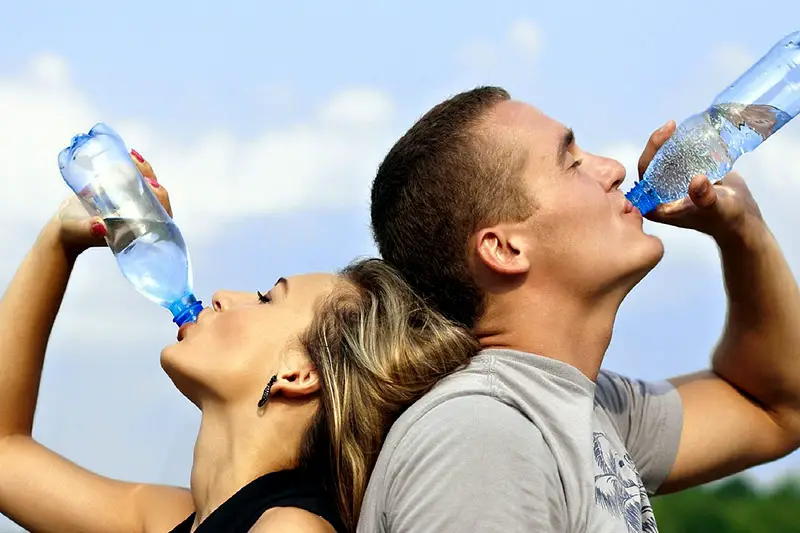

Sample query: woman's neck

[188,402,310,529]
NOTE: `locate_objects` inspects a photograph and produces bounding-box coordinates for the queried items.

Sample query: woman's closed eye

[257,291,272,304]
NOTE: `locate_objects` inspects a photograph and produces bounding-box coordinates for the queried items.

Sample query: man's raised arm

[637,124,800,493]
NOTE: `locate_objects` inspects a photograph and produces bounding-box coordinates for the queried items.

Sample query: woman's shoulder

[250,506,338,533]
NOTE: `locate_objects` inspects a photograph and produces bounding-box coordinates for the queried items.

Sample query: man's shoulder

[379,353,506,450]
[383,348,598,456]
[378,385,549,476]
[400,391,538,441]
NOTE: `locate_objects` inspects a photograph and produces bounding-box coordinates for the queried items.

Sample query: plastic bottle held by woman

[627,30,800,215]
[58,123,203,326]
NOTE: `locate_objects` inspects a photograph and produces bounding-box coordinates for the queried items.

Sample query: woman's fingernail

[131,149,145,163]
[697,181,709,195]
[90,222,107,237]
[146,178,160,189]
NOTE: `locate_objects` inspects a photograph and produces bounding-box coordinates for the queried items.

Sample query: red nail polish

[131,149,145,163]
[146,178,160,189]
[90,222,107,237]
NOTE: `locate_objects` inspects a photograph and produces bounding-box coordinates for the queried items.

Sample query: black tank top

[168,468,344,533]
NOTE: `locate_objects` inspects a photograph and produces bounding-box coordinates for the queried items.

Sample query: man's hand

[636,121,764,242]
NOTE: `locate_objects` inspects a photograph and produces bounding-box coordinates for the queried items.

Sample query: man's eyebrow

[557,128,575,166]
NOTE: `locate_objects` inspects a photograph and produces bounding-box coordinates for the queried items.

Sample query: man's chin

[644,233,666,264]
[618,237,665,292]
[631,230,665,263]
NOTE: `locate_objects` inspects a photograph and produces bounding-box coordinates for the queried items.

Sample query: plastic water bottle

[627,30,800,215]
[58,123,203,327]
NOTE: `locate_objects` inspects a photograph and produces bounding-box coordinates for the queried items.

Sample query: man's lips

[624,198,634,214]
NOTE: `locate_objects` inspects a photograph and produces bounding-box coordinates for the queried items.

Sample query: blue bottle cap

[169,293,204,327]
[625,181,659,216]
[173,300,204,327]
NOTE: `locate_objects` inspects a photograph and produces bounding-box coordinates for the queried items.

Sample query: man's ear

[474,225,531,276]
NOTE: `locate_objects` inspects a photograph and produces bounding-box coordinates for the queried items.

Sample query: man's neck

[189,403,306,527]
[476,286,623,381]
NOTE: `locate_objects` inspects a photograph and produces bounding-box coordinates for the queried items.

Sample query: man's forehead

[488,100,569,154]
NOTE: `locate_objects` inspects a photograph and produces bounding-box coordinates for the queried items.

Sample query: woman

[0,152,478,533]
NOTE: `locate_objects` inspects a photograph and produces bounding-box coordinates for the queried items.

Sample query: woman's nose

[211,290,254,311]
[211,292,228,312]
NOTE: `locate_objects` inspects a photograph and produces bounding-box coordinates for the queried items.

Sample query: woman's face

[160,272,339,408]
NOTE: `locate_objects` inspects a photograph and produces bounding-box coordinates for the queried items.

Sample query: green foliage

[652,475,800,532]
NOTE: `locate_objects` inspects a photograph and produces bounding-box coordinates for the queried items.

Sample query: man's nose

[595,155,627,191]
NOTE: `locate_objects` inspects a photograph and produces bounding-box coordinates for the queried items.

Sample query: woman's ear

[271,363,320,399]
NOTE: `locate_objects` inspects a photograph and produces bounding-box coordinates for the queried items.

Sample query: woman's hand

[53,149,173,258]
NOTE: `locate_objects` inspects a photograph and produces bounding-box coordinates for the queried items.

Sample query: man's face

[485,100,664,298]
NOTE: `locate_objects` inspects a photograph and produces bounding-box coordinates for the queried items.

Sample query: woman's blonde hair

[298,258,479,531]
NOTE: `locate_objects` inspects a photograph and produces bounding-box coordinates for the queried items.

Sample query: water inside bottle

[641,103,791,204]
[713,103,792,152]
[104,217,192,308]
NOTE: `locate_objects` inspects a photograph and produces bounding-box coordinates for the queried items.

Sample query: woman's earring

[258,375,278,408]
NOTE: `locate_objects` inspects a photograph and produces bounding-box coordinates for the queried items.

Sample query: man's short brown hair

[370,86,532,328]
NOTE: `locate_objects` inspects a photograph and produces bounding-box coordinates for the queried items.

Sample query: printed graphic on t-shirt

[593,432,658,533]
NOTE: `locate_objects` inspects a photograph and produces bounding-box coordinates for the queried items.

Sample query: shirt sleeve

[595,370,684,494]
[383,395,567,533]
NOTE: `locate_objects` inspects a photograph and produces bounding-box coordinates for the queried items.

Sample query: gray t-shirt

[357,348,683,532]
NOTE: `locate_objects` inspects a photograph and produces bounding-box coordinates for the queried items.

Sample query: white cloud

[123,90,393,240]
[0,54,396,347]
[321,88,394,127]
[29,53,70,85]
[0,54,395,242]
[456,18,542,73]
[508,19,541,58]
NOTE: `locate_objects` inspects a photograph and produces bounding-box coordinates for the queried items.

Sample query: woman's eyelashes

[257,291,272,304]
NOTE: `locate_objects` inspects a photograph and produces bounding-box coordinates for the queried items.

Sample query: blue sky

[1,1,800,530]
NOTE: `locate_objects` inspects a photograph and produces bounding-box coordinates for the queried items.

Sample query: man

[357,87,800,532]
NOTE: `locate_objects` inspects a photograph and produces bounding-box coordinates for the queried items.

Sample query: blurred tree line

[652,474,800,532]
